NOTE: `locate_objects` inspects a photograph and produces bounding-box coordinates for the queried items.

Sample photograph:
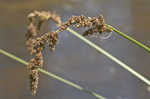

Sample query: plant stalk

[106,25,150,52]
[67,28,150,86]
[0,49,106,99]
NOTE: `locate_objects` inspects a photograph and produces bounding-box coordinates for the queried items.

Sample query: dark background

[0,0,150,99]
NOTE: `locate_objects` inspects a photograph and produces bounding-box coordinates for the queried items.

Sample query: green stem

[0,49,106,99]
[0,49,28,65]
[67,28,150,86]
[106,25,150,52]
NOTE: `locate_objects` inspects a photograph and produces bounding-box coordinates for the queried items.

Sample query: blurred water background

[0,0,150,99]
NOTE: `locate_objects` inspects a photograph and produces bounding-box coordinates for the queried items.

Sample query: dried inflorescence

[26,10,112,96]
[47,31,58,51]
[26,10,61,40]
[28,52,43,96]
[26,31,58,55]
[26,11,61,95]
[59,14,112,37]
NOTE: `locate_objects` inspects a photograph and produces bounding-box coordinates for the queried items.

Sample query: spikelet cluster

[26,10,112,96]
[26,11,61,95]
[59,15,112,36]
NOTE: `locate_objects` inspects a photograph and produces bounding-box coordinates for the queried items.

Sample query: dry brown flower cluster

[59,15,112,36]
[26,11,61,95]
[26,10,112,96]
